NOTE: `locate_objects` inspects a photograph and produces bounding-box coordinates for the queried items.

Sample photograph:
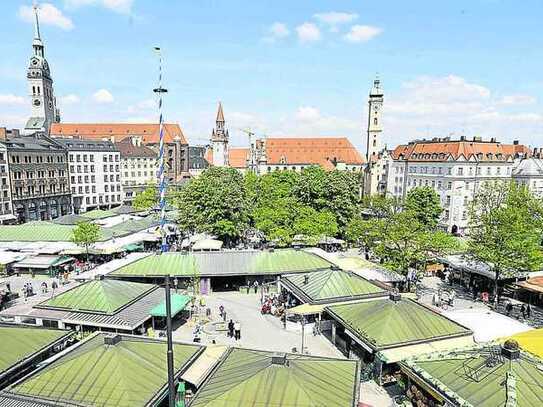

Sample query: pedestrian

[449,290,455,307]
[219,304,224,319]
[234,321,241,340]
[253,280,258,294]
[222,310,227,322]
[521,304,526,319]
[5,282,10,293]
[526,304,532,319]
[506,301,513,316]
[228,319,234,338]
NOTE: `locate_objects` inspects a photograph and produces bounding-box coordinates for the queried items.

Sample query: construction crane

[236,128,266,173]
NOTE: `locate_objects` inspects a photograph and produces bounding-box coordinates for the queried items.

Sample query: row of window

[82,194,122,205]
[72,184,121,194]
[11,155,64,164]
[124,171,153,178]
[408,165,511,177]
[14,184,66,197]
[69,154,120,163]
[12,170,65,180]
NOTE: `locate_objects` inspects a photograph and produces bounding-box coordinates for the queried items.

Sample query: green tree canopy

[71,221,101,261]
[176,167,248,244]
[468,181,543,301]
[404,186,443,230]
[133,185,158,211]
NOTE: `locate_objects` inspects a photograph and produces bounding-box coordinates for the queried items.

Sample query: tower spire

[216,101,225,123]
[33,2,41,40]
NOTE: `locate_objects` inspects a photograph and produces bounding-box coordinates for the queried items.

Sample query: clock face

[33,99,41,106]
[31,58,39,66]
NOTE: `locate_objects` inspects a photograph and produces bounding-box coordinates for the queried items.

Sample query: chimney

[389,292,401,302]
[271,352,288,366]
[513,140,519,145]
[501,340,520,360]
[104,334,122,346]
[303,275,309,285]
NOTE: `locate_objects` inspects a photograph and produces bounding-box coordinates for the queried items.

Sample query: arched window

[37,87,40,95]
[374,118,378,126]
[32,86,36,94]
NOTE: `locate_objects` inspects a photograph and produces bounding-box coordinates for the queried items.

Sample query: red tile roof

[392,139,531,162]
[115,138,157,158]
[265,137,364,169]
[229,148,249,168]
[50,123,187,145]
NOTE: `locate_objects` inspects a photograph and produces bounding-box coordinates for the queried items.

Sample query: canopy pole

[165,275,175,407]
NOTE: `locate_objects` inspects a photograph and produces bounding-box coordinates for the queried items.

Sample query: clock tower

[25,4,60,135]
[366,77,383,162]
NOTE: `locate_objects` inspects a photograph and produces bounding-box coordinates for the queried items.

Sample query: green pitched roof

[190,348,359,407]
[150,294,192,317]
[6,333,203,407]
[111,249,333,277]
[0,222,76,242]
[38,280,157,314]
[80,209,117,220]
[327,298,471,350]
[0,326,70,377]
[282,269,387,304]
[403,346,543,407]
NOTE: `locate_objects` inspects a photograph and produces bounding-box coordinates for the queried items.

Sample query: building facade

[188,146,210,177]
[4,131,70,222]
[387,137,531,234]
[50,123,189,183]
[511,153,543,197]
[24,5,60,135]
[0,131,15,224]
[116,137,157,204]
[54,139,122,213]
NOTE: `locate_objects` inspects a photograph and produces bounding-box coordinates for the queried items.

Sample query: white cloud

[313,12,358,32]
[268,22,289,39]
[19,3,74,31]
[65,0,133,15]
[296,22,321,43]
[59,94,80,105]
[287,106,358,134]
[383,74,543,146]
[0,94,25,105]
[344,25,382,43]
[92,89,114,103]
[126,98,156,113]
[498,94,537,106]
[295,106,321,121]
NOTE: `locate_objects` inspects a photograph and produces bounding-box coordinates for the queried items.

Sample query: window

[71,176,76,184]
[76,154,81,162]
[92,186,96,193]
[77,176,82,183]
[105,185,109,192]
[103,165,108,172]
[447,182,452,190]
[487,167,491,175]
[78,186,83,194]
[458,168,463,176]
[84,176,89,183]
[83,154,88,162]
[86,197,90,204]
[104,175,108,182]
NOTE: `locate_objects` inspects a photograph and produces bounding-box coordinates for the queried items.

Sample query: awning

[12,255,74,269]
[0,251,26,265]
[61,247,102,256]
[378,335,475,363]
[180,345,228,387]
[150,294,192,317]
[516,277,543,294]
[123,243,143,252]
[192,239,223,251]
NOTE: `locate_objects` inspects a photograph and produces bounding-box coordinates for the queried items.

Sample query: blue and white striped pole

[153,47,168,252]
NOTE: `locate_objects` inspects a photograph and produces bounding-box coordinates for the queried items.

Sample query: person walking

[228,319,234,338]
[506,301,513,316]
[520,304,526,319]
[219,304,224,319]
[234,321,241,341]
[526,303,532,319]
[253,280,259,294]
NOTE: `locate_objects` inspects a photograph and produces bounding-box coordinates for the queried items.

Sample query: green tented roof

[6,333,203,407]
[327,298,471,350]
[189,348,359,407]
[80,209,117,220]
[282,269,386,304]
[403,345,543,407]
[0,326,70,376]
[110,249,333,277]
[150,294,192,317]
[37,279,157,314]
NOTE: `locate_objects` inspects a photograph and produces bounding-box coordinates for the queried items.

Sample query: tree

[468,181,543,304]
[72,222,101,262]
[404,186,442,230]
[176,167,248,245]
[133,185,158,211]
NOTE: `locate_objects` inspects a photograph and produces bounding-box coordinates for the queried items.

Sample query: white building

[512,153,543,196]
[56,139,122,213]
[387,137,531,234]
[116,136,157,204]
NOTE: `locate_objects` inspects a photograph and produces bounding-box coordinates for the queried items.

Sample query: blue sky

[1,0,543,152]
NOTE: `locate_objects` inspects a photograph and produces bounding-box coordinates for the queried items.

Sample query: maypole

[153,47,168,252]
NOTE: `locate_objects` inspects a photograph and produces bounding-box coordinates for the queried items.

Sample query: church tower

[211,102,229,166]
[25,4,60,134]
[366,77,383,162]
